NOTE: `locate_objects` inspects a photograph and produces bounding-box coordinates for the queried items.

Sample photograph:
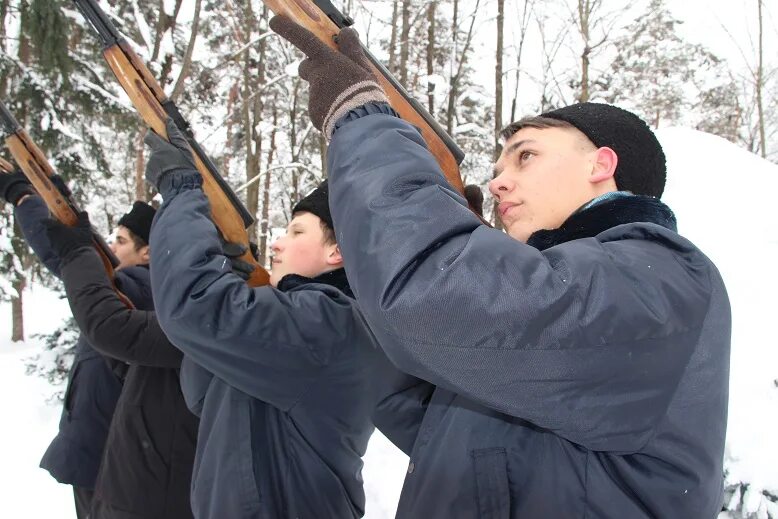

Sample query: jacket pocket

[471,447,510,519]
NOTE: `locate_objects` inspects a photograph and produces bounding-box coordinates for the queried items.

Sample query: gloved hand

[43,211,95,263]
[222,241,257,281]
[269,15,388,140]
[0,168,35,206]
[144,118,199,191]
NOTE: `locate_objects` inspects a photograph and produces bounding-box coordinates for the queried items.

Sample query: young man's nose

[488,174,511,199]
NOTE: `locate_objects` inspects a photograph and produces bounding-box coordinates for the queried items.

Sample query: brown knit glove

[269,15,388,141]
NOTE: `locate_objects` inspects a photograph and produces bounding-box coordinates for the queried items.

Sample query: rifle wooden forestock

[72,0,271,287]
[0,100,132,308]
[261,0,466,194]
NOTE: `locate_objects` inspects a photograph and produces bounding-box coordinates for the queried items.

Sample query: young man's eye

[519,151,534,163]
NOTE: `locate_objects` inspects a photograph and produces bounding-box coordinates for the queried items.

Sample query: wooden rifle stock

[72,0,270,287]
[0,100,133,308]
[261,0,466,194]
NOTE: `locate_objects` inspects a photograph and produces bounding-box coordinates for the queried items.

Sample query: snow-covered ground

[1,127,776,517]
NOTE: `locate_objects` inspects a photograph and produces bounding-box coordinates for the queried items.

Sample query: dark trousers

[73,486,94,519]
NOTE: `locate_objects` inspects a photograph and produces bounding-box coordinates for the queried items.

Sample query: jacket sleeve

[149,177,358,412]
[60,248,182,368]
[372,371,434,456]
[14,195,62,276]
[327,111,713,452]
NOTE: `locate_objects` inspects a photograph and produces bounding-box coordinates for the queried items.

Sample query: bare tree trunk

[426,1,437,116]
[0,0,6,97]
[577,0,591,103]
[170,0,203,103]
[399,0,411,86]
[11,274,25,342]
[388,0,399,75]
[493,0,505,229]
[446,0,460,135]
[134,128,147,200]
[756,0,766,158]
[10,217,27,342]
[446,0,480,136]
[259,102,279,266]
[0,0,8,49]
[223,82,240,175]
[510,0,533,122]
[290,80,301,208]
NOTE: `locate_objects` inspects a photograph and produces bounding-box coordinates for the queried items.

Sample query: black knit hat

[117,201,156,244]
[541,103,666,198]
[292,180,333,230]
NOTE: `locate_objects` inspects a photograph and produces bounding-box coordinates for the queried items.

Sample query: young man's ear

[326,244,343,267]
[589,146,618,185]
[139,245,151,264]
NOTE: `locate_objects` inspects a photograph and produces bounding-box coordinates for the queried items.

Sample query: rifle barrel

[71,0,123,46]
[0,99,22,135]
[72,0,254,228]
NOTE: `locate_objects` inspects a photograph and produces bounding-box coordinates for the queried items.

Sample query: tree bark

[493,0,505,229]
[426,1,437,116]
[756,0,766,158]
[170,0,203,103]
[446,0,480,136]
[577,0,591,103]
[388,0,399,75]
[510,0,533,122]
[259,101,279,266]
[11,274,25,342]
[399,0,411,86]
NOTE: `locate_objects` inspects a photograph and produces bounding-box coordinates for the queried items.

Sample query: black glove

[43,211,95,263]
[222,241,257,281]
[144,118,199,191]
[0,168,35,206]
[269,15,388,140]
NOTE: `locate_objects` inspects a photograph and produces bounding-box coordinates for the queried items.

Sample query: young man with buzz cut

[142,119,398,519]
[271,16,732,519]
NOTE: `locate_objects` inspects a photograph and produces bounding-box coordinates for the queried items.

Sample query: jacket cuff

[332,102,399,135]
[158,168,204,200]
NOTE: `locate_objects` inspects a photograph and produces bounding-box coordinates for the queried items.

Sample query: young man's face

[110,226,150,269]
[489,126,614,242]
[269,212,342,287]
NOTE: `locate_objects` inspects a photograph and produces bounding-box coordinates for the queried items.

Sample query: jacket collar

[277,268,353,298]
[526,195,677,251]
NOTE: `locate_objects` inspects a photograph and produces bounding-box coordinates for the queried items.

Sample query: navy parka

[326,104,732,519]
[149,179,398,519]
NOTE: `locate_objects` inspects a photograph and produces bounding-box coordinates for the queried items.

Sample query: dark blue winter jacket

[326,104,732,518]
[149,180,398,518]
[15,195,153,489]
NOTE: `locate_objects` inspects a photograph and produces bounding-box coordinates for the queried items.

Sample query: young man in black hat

[0,171,155,518]
[270,17,732,519]
[41,202,199,519]
[141,119,396,518]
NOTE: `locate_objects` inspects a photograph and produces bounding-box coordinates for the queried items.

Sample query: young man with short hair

[143,119,395,518]
[271,17,731,519]
[0,171,155,518]
[41,201,199,519]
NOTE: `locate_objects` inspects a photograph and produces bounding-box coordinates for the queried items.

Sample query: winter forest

[1,0,777,517]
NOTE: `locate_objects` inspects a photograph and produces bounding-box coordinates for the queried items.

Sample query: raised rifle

[260,0,467,195]
[71,0,271,287]
[0,99,132,307]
